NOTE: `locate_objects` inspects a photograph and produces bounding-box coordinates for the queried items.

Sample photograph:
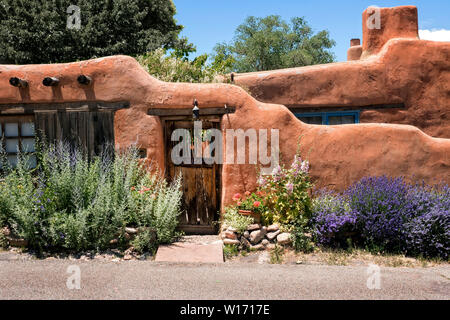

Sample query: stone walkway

[154,235,224,263]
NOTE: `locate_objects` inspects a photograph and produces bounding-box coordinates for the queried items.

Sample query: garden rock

[266,230,280,241]
[125,227,138,234]
[249,228,267,244]
[243,231,250,238]
[250,244,264,251]
[224,230,237,240]
[240,237,251,249]
[267,224,279,232]
[247,224,261,231]
[262,239,269,246]
[223,239,240,245]
[277,232,292,245]
[227,227,238,233]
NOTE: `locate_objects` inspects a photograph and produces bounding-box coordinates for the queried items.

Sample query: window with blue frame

[294,111,360,125]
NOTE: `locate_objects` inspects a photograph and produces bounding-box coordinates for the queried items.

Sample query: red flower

[232,193,241,201]
[131,187,136,191]
[253,201,261,208]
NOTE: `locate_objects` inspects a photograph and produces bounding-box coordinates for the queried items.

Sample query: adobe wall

[1,55,449,210]
[232,6,450,139]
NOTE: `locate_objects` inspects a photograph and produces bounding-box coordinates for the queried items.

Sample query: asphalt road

[0,255,449,300]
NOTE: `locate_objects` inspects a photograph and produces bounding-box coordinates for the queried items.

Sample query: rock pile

[220,224,292,250]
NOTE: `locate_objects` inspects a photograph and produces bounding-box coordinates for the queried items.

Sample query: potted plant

[232,191,264,223]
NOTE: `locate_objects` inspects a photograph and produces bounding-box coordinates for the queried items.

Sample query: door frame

[160,114,223,234]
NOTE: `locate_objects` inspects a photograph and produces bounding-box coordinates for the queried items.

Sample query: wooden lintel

[148,106,236,117]
[0,101,130,113]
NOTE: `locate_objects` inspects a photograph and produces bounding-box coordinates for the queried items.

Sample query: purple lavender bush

[404,184,450,259]
[311,191,357,247]
[345,176,413,252]
[311,177,449,259]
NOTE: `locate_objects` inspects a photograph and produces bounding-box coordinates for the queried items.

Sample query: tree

[137,48,234,83]
[0,0,187,64]
[213,15,336,73]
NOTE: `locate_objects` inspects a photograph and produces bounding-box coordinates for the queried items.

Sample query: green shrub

[131,229,157,254]
[222,207,254,234]
[0,143,182,253]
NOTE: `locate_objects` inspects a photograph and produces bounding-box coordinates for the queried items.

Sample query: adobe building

[0,5,449,233]
[231,6,450,139]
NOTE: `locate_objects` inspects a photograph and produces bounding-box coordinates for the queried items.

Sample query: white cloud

[419,29,450,42]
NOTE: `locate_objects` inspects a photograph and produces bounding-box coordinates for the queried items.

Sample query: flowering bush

[311,192,357,247]
[0,143,182,252]
[345,176,412,251]
[312,176,450,258]
[258,155,312,227]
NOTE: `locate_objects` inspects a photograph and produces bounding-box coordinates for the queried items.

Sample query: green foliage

[291,223,314,253]
[0,143,182,252]
[213,15,335,72]
[222,207,254,234]
[131,229,157,254]
[223,243,239,259]
[137,48,234,83]
[269,244,284,264]
[0,230,8,249]
[0,0,186,64]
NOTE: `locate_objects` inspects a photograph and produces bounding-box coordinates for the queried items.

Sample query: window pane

[5,123,19,137]
[7,155,18,167]
[21,122,35,136]
[6,139,19,153]
[298,116,323,125]
[328,115,355,125]
[21,138,35,152]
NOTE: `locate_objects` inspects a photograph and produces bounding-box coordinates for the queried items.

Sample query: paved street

[0,253,449,299]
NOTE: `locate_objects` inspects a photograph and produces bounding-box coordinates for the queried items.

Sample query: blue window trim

[294,110,360,125]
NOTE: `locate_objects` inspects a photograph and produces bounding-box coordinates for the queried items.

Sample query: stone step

[155,237,224,263]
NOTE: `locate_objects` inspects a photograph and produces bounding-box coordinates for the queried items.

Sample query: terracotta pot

[238,210,261,223]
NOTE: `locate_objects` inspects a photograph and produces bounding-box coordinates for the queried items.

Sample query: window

[295,111,360,125]
[0,116,36,169]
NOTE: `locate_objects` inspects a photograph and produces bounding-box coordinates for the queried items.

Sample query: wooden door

[34,110,114,157]
[164,119,221,234]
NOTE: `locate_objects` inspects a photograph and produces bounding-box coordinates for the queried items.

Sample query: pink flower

[285,182,294,194]
[300,160,309,173]
[232,193,241,201]
[253,201,261,208]
[257,175,267,186]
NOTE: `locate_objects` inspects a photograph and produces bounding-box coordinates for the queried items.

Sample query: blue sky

[172,0,450,62]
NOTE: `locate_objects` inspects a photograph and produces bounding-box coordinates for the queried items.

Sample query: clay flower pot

[238,210,261,223]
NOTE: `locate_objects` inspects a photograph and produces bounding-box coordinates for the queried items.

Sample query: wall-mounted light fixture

[43,77,60,86]
[192,99,200,120]
[9,77,28,88]
[77,74,92,85]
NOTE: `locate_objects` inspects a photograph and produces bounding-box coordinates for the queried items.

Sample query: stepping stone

[155,240,224,263]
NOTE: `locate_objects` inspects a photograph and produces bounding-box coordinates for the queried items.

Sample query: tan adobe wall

[231,6,449,139]
[1,55,449,210]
